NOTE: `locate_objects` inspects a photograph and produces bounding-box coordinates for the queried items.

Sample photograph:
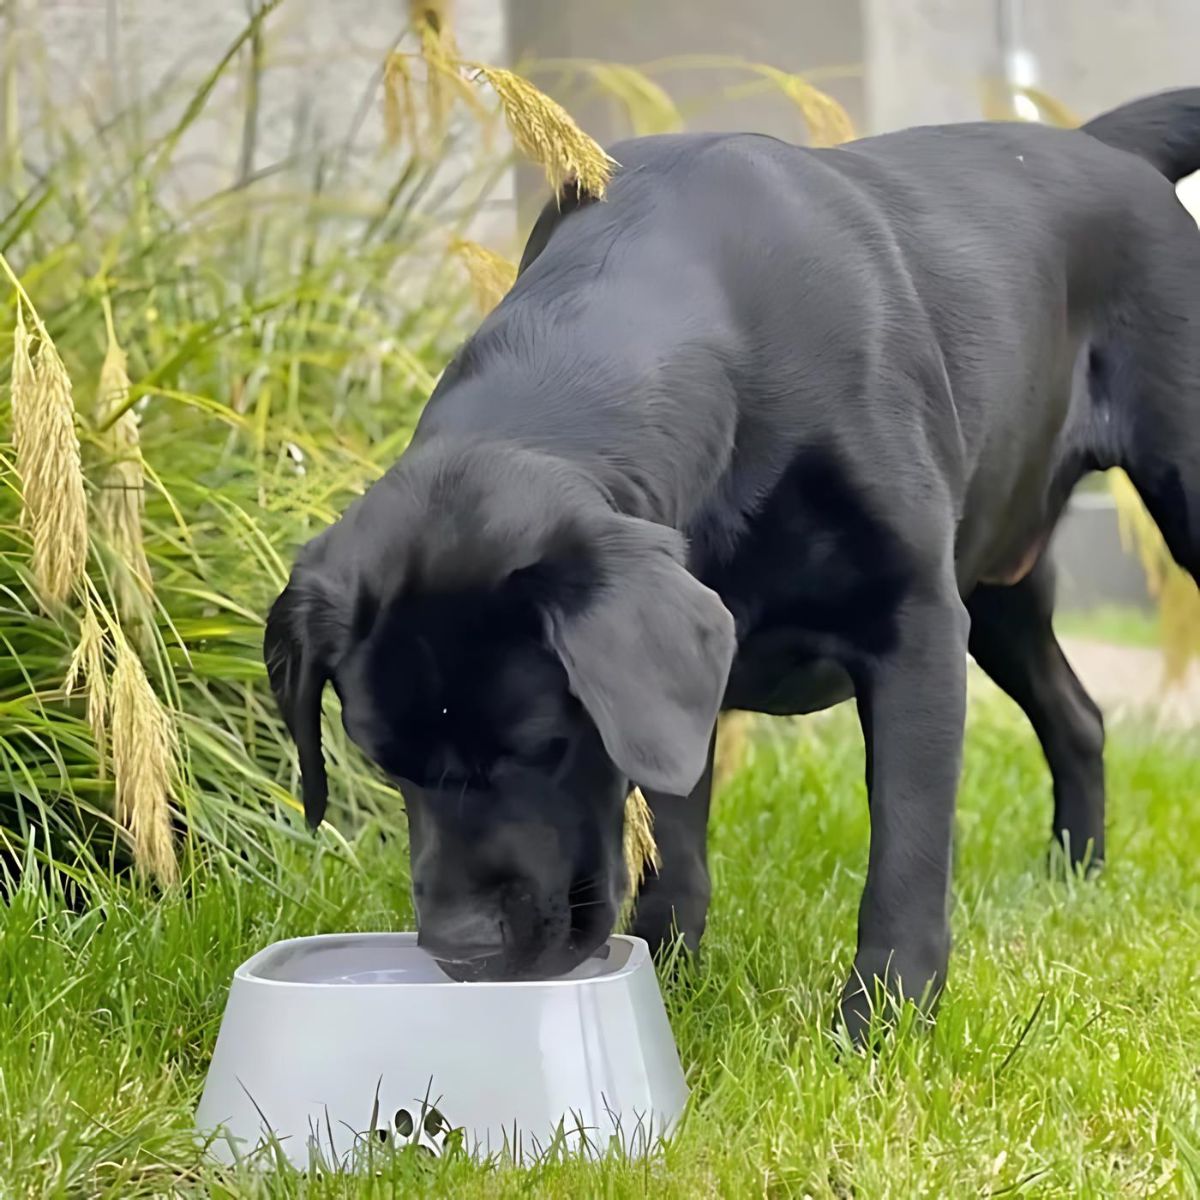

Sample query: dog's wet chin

[433,935,602,983]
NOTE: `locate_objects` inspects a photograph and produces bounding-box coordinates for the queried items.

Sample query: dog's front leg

[841,589,968,1042]
[631,731,716,957]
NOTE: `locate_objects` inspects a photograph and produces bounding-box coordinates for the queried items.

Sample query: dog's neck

[412,334,739,533]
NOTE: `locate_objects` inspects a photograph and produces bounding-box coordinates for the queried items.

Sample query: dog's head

[265,443,734,980]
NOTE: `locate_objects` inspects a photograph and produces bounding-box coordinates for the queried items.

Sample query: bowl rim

[233,932,651,990]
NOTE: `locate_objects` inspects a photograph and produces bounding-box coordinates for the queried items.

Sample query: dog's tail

[1082,88,1200,183]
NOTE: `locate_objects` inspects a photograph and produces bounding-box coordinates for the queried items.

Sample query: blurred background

[18,2,1200,219]
[0,0,1196,884]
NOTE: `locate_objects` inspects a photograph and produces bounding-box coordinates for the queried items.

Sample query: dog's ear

[544,516,735,796]
[264,580,337,829]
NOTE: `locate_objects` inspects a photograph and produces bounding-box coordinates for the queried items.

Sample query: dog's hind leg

[967,558,1106,868]
[1119,434,1200,587]
[1101,229,1200,584]
[1115,373,1200,585]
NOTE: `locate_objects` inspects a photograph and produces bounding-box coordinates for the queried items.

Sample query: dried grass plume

[383,52,418,149]
[95,316,153,623]
[623,786,660,897]
[752,65,855,147]
[7,295,89,609]
[714,710,751,790]
[450,238,518,314]
[587,63,683,137]
[407,0,482,142]
[64,601,109,767]
[473,65,617,199]
[110,627,179,885]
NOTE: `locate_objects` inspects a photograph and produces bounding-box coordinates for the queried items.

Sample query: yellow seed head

[1111,470,1162,584]
[587,64,683,137]
[383,52,418,148]
[408,0,450,34]
[982,81,1078,129]
[754,65,855,148]
[623,786,660,896]
[450,238,518,314]
[111,634,179,885]
[714,710,751,789]
[10,308,89,609]
[474,66,617,200]
[411,0,465,142]
[95,334,153,621]
[65,600,110,766]
[1160,572,1200,683]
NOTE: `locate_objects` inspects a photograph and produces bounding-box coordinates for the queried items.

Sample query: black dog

[266,90,1200,1038]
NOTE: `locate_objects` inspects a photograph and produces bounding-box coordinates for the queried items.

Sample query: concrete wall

[11,0,515,243]
[14,2,1198,239]
[507,0,865,134]
[1052,498,1152,612]
[865,0,1200,133]
[509,0,1198,219]
[1021,0,1200,123]
[864,0,994,130]
[506,0,865,222]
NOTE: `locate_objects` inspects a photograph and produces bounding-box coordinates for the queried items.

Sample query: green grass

[5,692,1198,1198]
[2,10,1197,1196]
[1055,606,1164,651]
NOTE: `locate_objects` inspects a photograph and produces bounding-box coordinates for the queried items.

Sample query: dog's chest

[723,627,854,715]
[693,449,910,717]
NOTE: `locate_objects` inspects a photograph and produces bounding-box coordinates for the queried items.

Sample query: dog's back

[478,94,1200,587]
[270,89,1200,1034]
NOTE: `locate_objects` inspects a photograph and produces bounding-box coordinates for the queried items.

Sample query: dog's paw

[630,882,709,954]
[836,946,945,1049]
[1046,836,1105,882]
[630,905,704,963]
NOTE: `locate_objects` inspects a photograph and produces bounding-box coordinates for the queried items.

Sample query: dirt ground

[968,638,1199,728]
[1056,637,1200,729]
[968,637,1200,729]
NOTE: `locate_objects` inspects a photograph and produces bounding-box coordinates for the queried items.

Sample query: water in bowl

[247,933,631,986]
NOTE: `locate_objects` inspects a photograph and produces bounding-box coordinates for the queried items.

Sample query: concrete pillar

[864,0,995,133]
[1021,0,1200,122]
[865,0,1200,135]
[506,0,865,222]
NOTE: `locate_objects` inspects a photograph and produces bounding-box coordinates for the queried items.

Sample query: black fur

[265,89,1200,1035]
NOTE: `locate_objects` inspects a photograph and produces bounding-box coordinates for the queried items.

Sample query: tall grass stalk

[1,2,705,885]
[0,2,505,882]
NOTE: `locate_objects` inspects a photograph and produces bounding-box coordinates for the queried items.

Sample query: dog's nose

[416,891,566,981]
[417,906,504,966]
[433,950,511,982]
[419,920,512,983]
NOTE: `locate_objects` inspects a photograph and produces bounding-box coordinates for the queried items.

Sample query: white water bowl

[195,933,688,1169]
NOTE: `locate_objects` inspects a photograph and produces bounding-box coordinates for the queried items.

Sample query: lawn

[3,12,1199,1196]
[5,687,1198,1198]
[1055,606,1164,651]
